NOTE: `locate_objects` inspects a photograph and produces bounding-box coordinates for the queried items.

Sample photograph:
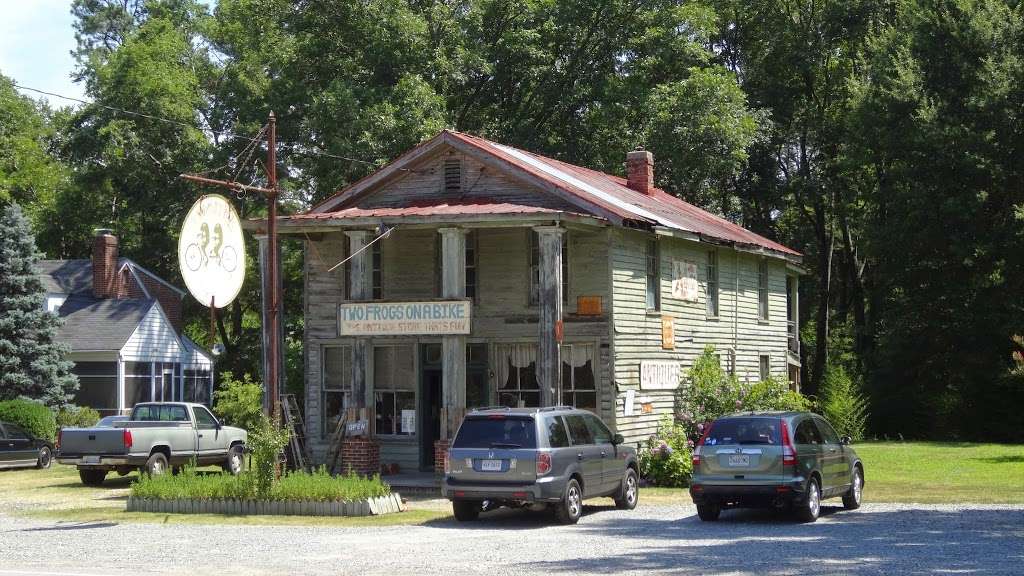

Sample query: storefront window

[322,345,352,437]
[560,344,597,411]
[374,345,415,436]
[496,344,539,407]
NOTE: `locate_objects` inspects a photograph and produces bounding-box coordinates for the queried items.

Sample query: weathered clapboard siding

[121,303,182,362]
[610,228,792,444]
[355,153,581,212]
[378,440,419,473]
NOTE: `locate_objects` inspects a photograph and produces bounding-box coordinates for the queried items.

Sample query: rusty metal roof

[303,130,800,257]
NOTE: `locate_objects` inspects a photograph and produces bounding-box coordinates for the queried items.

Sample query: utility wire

[13,82,379,167]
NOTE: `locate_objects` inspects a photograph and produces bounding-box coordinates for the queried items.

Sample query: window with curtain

[707,250,719,317]
[322,345,352,437]
[374,345,415,436]
[758,259,769,321]
[560,344,597,411]
[496,344,540,407]
[646,239,660,310]
[529,231,568,306]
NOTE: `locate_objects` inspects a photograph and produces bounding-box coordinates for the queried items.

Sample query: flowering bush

[638,417,693,487]
[677,346,811,440]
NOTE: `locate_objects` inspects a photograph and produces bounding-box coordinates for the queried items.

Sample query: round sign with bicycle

[178,194,246,308]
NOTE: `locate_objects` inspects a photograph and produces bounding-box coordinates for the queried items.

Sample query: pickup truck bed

[57,402,247,485]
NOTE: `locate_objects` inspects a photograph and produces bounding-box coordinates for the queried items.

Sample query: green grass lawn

[854,441,1024,504]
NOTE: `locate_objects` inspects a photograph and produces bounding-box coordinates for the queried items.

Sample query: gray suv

[689,411,864,522]
[443,407,639,524]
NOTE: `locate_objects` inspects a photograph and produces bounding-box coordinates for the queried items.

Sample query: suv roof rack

[470,406,512,412]
[538,406,575,412]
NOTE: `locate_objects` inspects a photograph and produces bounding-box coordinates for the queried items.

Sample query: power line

[12,82,379,167]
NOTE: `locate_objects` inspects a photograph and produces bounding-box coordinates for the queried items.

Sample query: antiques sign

[178,194,246,308]
[640,360,681,390]
[672,260,699,302]
[339,300,472,336]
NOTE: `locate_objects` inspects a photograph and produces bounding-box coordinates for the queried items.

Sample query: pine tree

[0,203,77,405]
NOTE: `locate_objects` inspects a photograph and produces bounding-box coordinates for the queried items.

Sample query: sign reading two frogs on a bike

[178,194,246,308]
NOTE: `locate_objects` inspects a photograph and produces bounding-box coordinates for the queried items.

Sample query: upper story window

[372,241,382,299]
[758,259,769,321]
[706,250,719,317]
[444,158,462,195]
[645,239,660,310]
[435,230,478,299]
[529,231,568,306]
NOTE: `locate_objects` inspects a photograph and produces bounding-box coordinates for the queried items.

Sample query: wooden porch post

[345,230,373,410]
[534,226,564,407]
[438,228,467,437]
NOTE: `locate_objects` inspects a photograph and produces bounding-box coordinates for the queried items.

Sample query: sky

[0,0,85,106]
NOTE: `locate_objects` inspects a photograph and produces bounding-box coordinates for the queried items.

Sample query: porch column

[438,227,467,439]
[345,230,373,409]
[534,226,564,407]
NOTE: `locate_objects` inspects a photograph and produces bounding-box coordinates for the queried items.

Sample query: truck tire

[452,501,481,522]
[554,478,583,524]
[223,445,245,475]
[145,452,169,477]
[79,469,107,486]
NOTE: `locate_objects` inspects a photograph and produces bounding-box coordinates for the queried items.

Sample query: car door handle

[600,451,607,458]
[577,453,584,461]
[198,434,204,438]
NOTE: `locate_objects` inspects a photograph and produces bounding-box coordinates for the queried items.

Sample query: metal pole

[267,112,280,423]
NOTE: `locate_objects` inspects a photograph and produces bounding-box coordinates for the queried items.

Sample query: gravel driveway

[2,502,1022,575]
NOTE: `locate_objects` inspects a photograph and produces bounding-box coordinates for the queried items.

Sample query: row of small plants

[638,346,868,488]
[131,465,391,502]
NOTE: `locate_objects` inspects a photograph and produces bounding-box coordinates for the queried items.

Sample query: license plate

[479,459,502,472]
[82,456,100,464]
[728,455,750,467]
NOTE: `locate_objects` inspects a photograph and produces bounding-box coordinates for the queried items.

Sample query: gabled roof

[36,260,93,295]
[309,130,800,258]
[55,296,155,352]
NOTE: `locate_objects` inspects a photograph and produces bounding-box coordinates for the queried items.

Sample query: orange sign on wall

[577,296,603,316]
[661,315,675,350]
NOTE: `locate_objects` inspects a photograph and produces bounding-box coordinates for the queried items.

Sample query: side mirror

[840,435,852,445]
[612,433,625,445]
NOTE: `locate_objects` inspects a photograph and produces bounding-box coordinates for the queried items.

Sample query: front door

[419,344,443,471]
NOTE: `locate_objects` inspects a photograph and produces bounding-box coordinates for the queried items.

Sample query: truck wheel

[79,469,107,486]
[696,503,721,521]
[145,452,169,477]
[554,478,583,524]
[223,445,245,476]
[614,468,639,510]
[36,446,52,469]
[797,478,821,523]
[452,501,481,521]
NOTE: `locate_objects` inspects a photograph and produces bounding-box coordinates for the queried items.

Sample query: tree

[0,203,77,406]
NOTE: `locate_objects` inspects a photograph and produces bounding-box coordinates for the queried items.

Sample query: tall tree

[0,203,78,406]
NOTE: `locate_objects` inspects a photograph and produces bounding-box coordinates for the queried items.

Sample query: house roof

[36,260,93,295]
[55,296,155,352]
[285,201,577,221]
[306,130,800,258]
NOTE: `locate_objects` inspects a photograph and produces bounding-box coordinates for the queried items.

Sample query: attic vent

[444,158,462,195]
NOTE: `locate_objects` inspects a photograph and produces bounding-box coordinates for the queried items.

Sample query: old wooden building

[273,130,802,474]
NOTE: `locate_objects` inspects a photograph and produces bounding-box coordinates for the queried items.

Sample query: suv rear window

[705,418,781,446]
[454,417,537,449]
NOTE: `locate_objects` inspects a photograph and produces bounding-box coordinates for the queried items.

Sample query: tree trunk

[810,197,833,395]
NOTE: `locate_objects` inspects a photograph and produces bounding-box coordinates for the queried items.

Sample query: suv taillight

[780,419,796,468]
[123,428,133,450]
[536,452,552,476]
[692,422,713,468]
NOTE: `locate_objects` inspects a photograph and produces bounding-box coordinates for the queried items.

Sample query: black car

[0,421,54,470]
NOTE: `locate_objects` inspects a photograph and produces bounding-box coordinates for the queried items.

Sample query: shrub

[820,365,869,441]
[638,417,693,487]
[677,346,812,440]
[55,405,101,429]
[212,372,263,432]
[247,415,291,498]
[0,399,57,441]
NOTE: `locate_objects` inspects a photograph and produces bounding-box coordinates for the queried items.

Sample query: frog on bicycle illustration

[184,221,238,273]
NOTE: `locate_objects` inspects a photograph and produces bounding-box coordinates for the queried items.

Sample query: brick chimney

[92,229,118,299]
[626,148,655,195]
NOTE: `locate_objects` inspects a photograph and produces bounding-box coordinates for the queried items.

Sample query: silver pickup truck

[57,402,247,486]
